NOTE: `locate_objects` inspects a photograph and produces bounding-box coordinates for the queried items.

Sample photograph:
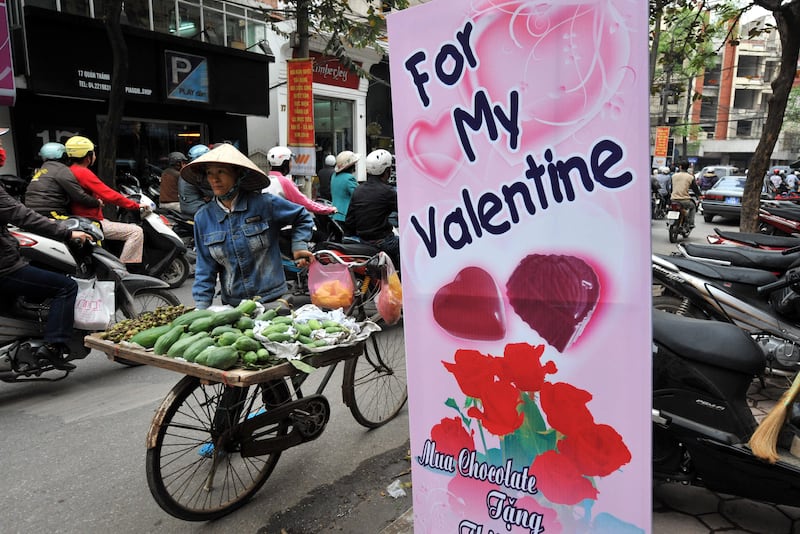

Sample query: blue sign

[165,50,209,103]
[688,156,698,163]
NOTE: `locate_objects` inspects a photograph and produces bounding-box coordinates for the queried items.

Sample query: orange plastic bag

[308,260,355,310]
[376,253,403,325]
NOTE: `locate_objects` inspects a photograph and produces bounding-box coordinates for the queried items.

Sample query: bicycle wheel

[115,288,180,322]
[146,376,291,521]
[112,289,180,366]
[343,317,408,428]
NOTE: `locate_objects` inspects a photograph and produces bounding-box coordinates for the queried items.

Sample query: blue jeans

[0,265,78,344]
[366,234,401,273]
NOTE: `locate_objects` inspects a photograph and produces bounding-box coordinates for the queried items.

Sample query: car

[694,165,739,183]
[701,175,748,222]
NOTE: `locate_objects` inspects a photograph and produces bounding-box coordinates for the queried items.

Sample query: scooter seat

[658,254,779,287]
[762,204,800,220]
[682,243,800,271]
[713,228,800,249]
[653,310,765,375]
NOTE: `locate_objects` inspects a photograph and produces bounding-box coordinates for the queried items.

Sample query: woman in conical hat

[181,143,315,309]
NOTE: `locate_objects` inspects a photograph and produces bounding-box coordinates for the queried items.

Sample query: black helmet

[168,152,188,166]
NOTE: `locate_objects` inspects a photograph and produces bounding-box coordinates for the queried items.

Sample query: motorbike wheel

[668,223,679,243]
[159,255,190,289]
[653,295,704,318]
[113,289,181,367]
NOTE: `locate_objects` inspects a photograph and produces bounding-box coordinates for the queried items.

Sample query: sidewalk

[380,375,800,534]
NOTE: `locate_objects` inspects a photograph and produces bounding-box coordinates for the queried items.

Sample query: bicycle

[87,248,407,521]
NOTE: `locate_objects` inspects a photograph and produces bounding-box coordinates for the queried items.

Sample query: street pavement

[380,214,800,534]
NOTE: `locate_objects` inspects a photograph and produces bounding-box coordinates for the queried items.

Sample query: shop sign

[309,51,360,90]
[287,58,316,176]
[165,50,209,103]
[389,1,651,532]
[0,1,15,106]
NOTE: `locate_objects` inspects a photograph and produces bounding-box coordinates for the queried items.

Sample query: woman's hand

[293,249,314,269]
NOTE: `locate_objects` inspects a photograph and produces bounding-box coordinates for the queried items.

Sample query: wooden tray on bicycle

[83,333,365,387]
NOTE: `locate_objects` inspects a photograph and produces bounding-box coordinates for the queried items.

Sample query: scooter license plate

[667,211,680,220]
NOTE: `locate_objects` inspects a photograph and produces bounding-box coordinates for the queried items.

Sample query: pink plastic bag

[308,260,355,310]
[376,253,402,325]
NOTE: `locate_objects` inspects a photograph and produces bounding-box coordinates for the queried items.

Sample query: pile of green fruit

[128,299,270,370]
[103,305,189,343]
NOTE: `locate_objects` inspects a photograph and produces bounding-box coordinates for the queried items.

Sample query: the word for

[409,138,633,258]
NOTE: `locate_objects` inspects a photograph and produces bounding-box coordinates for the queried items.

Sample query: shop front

[248,32,384,183]
[10,6,271,180]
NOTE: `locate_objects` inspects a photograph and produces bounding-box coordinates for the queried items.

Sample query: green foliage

[252,0,410,82]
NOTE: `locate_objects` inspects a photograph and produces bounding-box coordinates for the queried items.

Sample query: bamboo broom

[749,372,800,464]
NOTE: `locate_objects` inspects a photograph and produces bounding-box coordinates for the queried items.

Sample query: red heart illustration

[433,267,506,340]
[506,254,600,352]
[407,114,463,185]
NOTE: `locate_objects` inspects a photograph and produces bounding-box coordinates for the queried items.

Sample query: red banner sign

[287,58,316,175]
[654,126,670,158]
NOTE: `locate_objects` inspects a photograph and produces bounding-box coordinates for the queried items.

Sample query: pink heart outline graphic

[407,113,464,186]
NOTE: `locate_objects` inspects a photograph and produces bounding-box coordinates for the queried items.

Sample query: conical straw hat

[180,143,270,191]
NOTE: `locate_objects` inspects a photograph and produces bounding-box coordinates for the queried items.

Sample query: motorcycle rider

[670,161,701,230]
[316,154,336,201]
[331,150,360,228]
[179,144,212,216]
[65,135,147,267]
[264,145,337,216]
[25,142,103,218]
[159,151,187,211]
[0,185,92,370]
[345,149,400,271]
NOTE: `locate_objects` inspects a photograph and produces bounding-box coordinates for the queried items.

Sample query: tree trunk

[98,0,127,196]
[741,5,800,232]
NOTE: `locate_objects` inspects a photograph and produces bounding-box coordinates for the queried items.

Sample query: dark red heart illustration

[506,254,600,352]
[433,267,506,340]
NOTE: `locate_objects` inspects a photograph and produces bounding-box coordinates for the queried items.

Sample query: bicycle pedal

[197,408,267,458]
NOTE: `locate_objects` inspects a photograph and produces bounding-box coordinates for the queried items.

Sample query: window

[736,120,752,137]
[314,97,354,170]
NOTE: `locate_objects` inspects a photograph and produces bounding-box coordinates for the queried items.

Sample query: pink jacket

[266,172,336,215]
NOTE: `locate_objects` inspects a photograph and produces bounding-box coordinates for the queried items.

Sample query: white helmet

[659,166,670,174]
[267,146,293,167]
[324,154,336,167]
[365,149,393,176]
[335,150,360,173]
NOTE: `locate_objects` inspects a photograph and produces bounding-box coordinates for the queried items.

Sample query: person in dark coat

[0,185,92,370]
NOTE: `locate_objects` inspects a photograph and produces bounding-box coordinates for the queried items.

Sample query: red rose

[443,349,500,398]
[466,379,524,436]
[531,450,598,505]
[430,416,475,457]
[539,381,594,435]
[558,423,632,477]
[499,343,557,393]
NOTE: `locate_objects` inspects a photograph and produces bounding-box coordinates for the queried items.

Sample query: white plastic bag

[73,277,115,330]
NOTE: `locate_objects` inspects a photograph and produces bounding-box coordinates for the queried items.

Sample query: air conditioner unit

[707,133,715,139]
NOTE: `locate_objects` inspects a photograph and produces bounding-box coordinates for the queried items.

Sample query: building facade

[651,13,800,171]
[1,0,402,184]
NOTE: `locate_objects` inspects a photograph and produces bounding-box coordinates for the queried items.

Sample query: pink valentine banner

[388,1,651,533]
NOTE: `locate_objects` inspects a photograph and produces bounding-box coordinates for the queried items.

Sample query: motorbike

[652,253,800,374]
[666,198,696,243]
[675,242,800,276]
[0,216,180,382]
[109,192,191,289]
[653,309,800,507]
[707,227,800,250]
[758,202,800,236]
[651,188,669,220]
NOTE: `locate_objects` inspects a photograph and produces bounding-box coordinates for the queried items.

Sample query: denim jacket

[192,190,314,308]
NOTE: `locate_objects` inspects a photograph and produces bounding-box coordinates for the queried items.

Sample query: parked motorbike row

[653,191,800,507]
